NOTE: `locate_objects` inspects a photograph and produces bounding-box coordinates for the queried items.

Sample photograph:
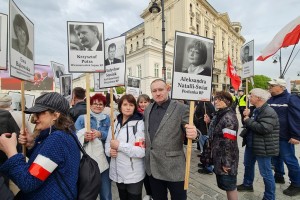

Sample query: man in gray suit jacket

[144,79,199,200]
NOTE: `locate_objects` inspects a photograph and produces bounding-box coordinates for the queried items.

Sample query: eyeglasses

[268,84,278,88]
[92,103,104,107]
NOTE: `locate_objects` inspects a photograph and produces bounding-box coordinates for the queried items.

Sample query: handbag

[199,137,213,166]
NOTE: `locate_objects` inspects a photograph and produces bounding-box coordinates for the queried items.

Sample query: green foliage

[243,75,272,91]
[115,86,125,94]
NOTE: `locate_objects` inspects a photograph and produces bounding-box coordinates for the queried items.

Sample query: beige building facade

[124,0,245,95]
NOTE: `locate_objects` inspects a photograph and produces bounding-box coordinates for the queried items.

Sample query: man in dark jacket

[267,78,300,197]
[237,88,279,200]
[0,109,20,198]
[69,87,87,122]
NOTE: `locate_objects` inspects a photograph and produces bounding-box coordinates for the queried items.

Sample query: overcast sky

[1,0,299,80]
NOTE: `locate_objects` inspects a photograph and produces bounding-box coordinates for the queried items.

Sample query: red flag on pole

[257,16,300,61]
[227,56,241,91]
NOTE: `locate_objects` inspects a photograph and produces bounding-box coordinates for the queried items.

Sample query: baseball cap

[25,92,69,115]
[268,78,286,87]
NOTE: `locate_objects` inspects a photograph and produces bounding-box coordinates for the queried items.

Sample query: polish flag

[29,154,58,181]
[227,56,241,91]
[257,16,300,61]
[222,128,237,140]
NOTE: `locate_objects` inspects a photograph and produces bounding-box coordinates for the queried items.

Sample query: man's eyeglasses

[268,84,278,88]
[92,103,104,107]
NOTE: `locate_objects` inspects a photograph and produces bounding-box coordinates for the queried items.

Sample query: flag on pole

[257,16,300,61]
[227,56,241,91]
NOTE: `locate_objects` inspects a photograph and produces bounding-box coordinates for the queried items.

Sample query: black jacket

[244,103,279,156]
[69,101,87,122]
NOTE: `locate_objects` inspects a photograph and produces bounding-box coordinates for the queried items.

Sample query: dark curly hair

[13,14,29,46]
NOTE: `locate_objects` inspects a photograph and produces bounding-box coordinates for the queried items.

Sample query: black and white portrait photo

[68,21,105,73]
[60,74,72,100]
[241,44,253,64]
[69,24,102,51]
[241,40,254,78]
[99,36,126,89]
[51,61,65,88]
[9,1,34,81]
[174,34,213,76]
[127,77,140,88]
[171,32,213,101]
[105,42,124,65]
[0,13,8,70]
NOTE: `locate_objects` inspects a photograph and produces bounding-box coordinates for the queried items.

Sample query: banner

[241,40,254,78]
[171,32,213,101]
[0,13,8,70]
[9,0,34,81]
[24,64,53,90]
[67,21,105,73]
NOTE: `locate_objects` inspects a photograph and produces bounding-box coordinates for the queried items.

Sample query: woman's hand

[110,148,118,158]
[204,114,211,124]
[110,140,120,150]
[84,131,93,142]
[222,166,231,173]
[19,128,35,149]
[91,129,102,140]
[0,133,18,158]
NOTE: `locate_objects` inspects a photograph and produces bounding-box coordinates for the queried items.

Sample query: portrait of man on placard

[69,24,102,51]
[127,77,140,88]
[174,35,213,77]
[11,14,33,60]
[241,45,253,64]
[60,75,72,99]
[105,43,122,65]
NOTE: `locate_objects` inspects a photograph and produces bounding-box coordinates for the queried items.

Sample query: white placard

[51,61,65,88]
[9,0,34,81]
[241,40,254,78]
[0,13,8,70]
[171,32,213,101]
[67,21,105,73]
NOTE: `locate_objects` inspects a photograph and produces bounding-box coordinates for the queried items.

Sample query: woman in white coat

[105,94,145,200]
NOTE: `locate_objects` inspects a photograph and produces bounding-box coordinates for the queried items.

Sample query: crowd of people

[0,78,300,200]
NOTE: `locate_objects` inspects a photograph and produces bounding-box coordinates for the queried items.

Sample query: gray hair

[250,88,271,101]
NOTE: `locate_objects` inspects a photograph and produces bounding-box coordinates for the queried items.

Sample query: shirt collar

[154,98,171,109]
[85,40,99,51]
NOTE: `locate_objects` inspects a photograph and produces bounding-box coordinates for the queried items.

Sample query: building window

[196,24,199,35]
[190,3,192,12]
[130,44,133,52]
[167,68,172,80]
[205,30,208,37]
[128,67,132,76]
[213,74,218,83]
[143,39,145,46]
[137,65,142,77]
[136,42,139,50]
[190,17,193,26]
[154,63,159,77]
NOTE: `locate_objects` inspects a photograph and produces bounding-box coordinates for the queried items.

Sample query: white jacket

[105,119,145,184]
[77,128,109,173]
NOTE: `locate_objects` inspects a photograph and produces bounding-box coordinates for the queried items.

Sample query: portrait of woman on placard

[182,40,211,76]
[11,14,33,60]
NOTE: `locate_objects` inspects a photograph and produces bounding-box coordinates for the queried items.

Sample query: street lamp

[272,49,283,78]
[149,0,166,81]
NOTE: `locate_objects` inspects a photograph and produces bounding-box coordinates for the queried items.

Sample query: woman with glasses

[204,91,239,200]
[0,92,80,199]
[105,94,145,200]
[75,93,111,200]
[182,39,211,76]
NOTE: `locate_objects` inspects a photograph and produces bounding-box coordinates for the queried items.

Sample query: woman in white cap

[0,92,80,199]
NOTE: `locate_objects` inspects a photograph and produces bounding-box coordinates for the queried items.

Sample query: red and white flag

[29,154,58,181]
[227,56,241,91]
[257,16,300,61]
[222,128,237,140]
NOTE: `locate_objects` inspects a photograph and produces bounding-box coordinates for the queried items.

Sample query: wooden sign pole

[184,100,195,190]
[85,74,91,132]
[110,88,115,140]
[21,81,26,156]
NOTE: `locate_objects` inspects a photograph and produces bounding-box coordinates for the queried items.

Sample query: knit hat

[0,94,12,107]
[268,78,286,87]
[25,92,69,115]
